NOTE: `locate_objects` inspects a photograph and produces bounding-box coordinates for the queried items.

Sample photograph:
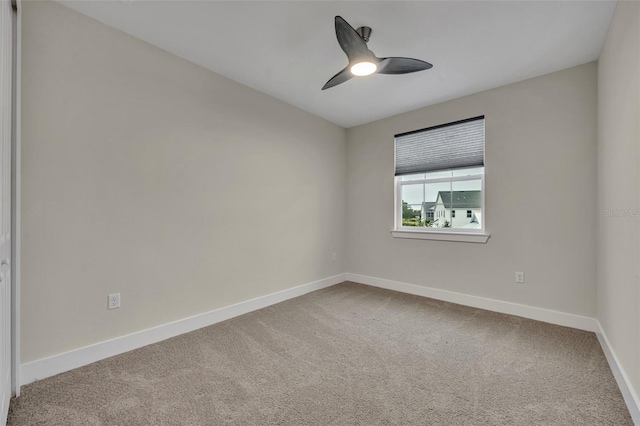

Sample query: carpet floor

[8,282,632,425]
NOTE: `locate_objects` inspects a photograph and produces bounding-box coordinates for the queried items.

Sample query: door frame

[10,0,20,397]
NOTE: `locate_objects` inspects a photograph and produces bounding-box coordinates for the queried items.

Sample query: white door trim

[10,0,20,398]
[0,0,15,421]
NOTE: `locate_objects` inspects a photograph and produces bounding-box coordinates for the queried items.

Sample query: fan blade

[377,57,433,74]
[335,16,372,63]
[322,66,353,90]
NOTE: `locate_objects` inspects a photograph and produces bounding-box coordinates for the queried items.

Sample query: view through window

[399,167,484,229]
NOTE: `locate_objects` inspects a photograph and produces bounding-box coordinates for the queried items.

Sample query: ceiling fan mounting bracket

[356,26,372,43]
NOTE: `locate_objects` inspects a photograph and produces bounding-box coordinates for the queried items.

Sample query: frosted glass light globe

[350,61,377,76]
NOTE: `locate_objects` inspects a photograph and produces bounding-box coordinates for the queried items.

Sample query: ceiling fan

[322,16,433,90]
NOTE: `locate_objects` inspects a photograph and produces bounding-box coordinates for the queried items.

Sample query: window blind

[394,116,484,176]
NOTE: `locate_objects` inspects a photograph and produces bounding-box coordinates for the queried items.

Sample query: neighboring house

[433,191,481,228]
[421,202,435,222]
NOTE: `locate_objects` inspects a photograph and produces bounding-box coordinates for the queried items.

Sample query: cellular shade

[395,116,484,176]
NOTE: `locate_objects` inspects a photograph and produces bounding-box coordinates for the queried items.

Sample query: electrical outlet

[108,293,120,310]
[332,253,337,262]
[515,272,525,283]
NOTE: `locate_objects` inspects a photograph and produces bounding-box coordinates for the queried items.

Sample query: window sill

[390,229,490,243]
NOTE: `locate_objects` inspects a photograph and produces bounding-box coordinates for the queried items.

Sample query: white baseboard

[346,273,599,332]
[596,322,640,425]
[21,273,347,386]
[1,391,8,426]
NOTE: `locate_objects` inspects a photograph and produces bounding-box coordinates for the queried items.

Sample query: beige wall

[347,63,597,317]
[597,1,640,399]
[20,1,347,363]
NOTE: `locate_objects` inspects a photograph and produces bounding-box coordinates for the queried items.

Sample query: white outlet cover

[108,293,121,310]
[515,272,525,283]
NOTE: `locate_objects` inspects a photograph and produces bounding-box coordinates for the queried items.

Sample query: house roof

[436,191,481,209]
[422,202,436,211]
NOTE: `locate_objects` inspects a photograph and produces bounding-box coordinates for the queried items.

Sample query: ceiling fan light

[350,61,377,76]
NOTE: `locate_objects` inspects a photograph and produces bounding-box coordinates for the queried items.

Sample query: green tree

[402,201,421,220]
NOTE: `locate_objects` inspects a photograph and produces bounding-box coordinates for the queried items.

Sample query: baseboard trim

[21,273,346,386]
[596,322,640,425]
[1,390,8,426]
[346,273,599,332]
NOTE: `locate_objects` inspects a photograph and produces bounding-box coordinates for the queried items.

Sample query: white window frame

[391,168,489,243]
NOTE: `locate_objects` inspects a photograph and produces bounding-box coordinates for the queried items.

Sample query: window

[393,116,488,243]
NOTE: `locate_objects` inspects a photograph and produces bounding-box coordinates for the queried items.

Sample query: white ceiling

[57,0,616,128]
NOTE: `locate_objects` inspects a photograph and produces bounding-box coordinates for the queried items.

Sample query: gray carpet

[8,282,632,425]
